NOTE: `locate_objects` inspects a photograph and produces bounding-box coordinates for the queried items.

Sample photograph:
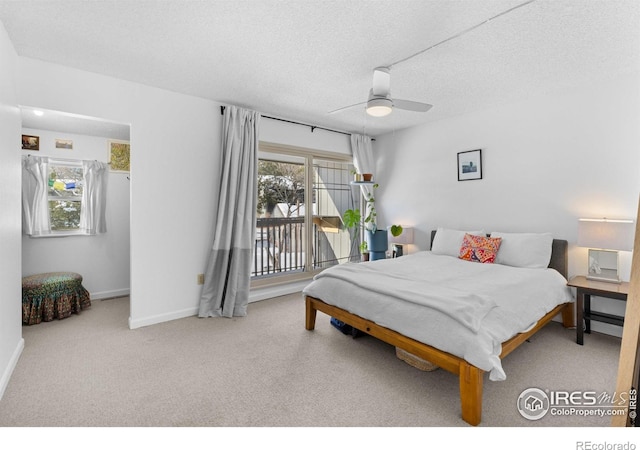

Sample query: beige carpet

[0,293,624,429]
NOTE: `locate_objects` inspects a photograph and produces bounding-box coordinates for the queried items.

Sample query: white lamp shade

[389,227,414,245]
[366,98,393,117]
[577,218,635,251]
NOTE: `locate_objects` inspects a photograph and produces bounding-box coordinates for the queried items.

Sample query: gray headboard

[429,230,568,279]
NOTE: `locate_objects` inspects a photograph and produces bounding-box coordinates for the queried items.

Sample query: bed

[302,228,575,426]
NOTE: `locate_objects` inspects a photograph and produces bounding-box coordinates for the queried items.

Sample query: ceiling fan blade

[327,101,366,114]
[371,67,390,97]
[393,99,433,112]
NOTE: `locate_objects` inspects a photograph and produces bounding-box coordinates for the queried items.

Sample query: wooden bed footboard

[305,295,574,426]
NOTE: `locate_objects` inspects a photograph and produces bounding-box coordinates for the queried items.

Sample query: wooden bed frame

[304,234,575,426]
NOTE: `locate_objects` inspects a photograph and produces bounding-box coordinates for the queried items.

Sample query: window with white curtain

[22,155,108,237]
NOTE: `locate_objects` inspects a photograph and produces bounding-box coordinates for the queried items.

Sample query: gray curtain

[199,105,261,318]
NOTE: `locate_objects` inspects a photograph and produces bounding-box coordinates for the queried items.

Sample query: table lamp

[389,226,414,257]
[577,218,635,283]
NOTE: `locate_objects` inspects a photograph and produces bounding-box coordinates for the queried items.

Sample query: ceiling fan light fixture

[366,98,393,117]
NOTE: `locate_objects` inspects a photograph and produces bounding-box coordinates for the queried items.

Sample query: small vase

[362,173,373,182]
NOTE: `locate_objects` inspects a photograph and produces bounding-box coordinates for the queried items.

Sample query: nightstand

[567,275,630,345]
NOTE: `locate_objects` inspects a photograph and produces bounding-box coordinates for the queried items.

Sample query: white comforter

[302,251,574,381]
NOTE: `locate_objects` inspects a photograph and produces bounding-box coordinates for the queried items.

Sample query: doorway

[20,106,131,320]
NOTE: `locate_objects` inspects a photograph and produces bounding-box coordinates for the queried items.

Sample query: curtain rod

[220,105,359,138]
[26,154,129,179]
[26,154,110,164]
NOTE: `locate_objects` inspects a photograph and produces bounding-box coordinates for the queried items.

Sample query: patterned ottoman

[22,272,91,325]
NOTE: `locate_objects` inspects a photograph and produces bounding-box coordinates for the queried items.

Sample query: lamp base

[586,274,622,284]
[587,249,621,284]
[392,244,403,258]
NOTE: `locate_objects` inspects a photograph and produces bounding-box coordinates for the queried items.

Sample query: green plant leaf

[390,224,403,237]
[342,209,361,228]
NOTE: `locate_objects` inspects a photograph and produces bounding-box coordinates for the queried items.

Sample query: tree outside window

[48,164,83,231]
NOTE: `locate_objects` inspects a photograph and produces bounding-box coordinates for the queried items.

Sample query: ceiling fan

[328,67,433,117]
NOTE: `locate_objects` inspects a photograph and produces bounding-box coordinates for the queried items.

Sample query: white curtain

[199,105,261,318]
[22,155,51,236]
[350,134,376,231]
[79,160,109,234]
[351,134,375,176]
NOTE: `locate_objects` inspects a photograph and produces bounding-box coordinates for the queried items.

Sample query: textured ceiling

[2,0,639,137]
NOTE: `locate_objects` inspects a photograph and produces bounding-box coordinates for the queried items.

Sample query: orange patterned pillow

[459,233,502,264]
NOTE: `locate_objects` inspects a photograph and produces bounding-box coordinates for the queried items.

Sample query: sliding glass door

[252,144,358,282]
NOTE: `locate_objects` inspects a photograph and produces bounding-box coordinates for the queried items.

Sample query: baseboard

[0,338,24,400]
[127,283,305,329]
[91,288,130,300]
[249,281,307,303]
[128,306,198,330]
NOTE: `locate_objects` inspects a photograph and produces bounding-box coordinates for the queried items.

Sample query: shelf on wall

[350,181,376,185]
[312,216,341,233]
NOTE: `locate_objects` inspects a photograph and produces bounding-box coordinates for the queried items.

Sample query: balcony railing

[252,216,355,278]
[253,217,306,277]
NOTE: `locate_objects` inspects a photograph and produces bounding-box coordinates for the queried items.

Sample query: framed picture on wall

[55,139,73,149]
[21,135,39,150]
[108,140,130,172]
[457,149,482,181]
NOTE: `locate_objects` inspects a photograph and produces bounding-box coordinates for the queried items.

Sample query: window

[22,155,108,237]
[48,162,84,232]
[253,143,359,282]
[254,155,307,277]
[312,158,360,267]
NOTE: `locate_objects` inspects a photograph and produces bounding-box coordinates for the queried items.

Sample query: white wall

[0,21,24,399]
[18,57,223,329]
[260,117,351,156]
[373,73,640,337]
[17,57,352,329]
[21,128,130,299]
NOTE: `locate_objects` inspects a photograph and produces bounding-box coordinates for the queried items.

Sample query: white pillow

[490,231,553,269]
[431,227,486,257]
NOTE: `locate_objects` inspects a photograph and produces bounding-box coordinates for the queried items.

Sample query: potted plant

[343,183,387,261]
[359,241,369,261]
[365,227,387,261]
[342,208,366,261]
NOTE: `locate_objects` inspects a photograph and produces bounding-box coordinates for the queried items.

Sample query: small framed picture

[457,149,482,181]
[108,140,130,172]
[22,135,39,150]
[55,139,73,150]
